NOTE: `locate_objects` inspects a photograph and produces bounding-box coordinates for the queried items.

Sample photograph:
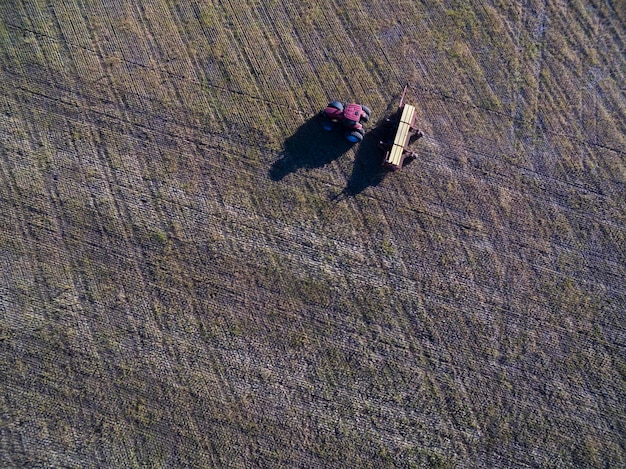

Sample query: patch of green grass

[1,1,624,468]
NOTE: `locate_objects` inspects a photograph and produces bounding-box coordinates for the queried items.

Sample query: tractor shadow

[269,116,354,181]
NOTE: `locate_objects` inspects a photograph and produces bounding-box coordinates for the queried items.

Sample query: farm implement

[378,85,424,170]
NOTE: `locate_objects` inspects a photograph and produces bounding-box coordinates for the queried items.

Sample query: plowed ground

[1,0,625,467]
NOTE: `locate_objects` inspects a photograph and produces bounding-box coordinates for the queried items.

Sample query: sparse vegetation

[0,0,624,468]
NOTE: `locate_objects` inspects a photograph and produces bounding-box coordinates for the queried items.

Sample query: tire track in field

[2,0,620,464]
[4,7,620,302]
[130,0,202,120]
[364,188,479,458]
[328,0,401,95]
[11,48,624,286]
[218,0,302,135]
[15,5,212,442]
[416,135,625,234]
[194,1,264,131]
[11,70,620,352]
[154,0,235,136]
[3,20,307,120]
[326,0,380,99]
[0,93,121,456]
[6,101,620,450]
[253,3,311,102]
[9,15,623,160]
[7,71,620,300]
[282,2,346,99]
[68,196,624,452]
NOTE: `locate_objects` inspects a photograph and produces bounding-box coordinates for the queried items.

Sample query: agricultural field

[0,0,624,467]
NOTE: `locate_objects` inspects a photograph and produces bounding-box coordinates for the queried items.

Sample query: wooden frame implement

[380,86,423,170]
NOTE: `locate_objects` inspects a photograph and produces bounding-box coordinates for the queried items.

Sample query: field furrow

[1,0,624,467]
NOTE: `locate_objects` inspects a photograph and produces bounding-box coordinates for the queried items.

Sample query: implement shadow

[341,117,392,197]
[270,117,353,181]
[343,111,419,197]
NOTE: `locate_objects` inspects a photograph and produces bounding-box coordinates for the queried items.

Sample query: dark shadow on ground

[341,115,396,197]
[341,127,388,197]
[270,116,354,181]
[341,110,421,197]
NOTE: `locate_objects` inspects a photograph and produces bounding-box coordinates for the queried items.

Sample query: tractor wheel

[360,113,369,124]
[346,130,364,143]
[327,100,343,111]
[361,105,371,117]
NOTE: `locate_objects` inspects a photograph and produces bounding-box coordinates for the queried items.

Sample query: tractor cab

[342,103,366,128]
[321,100,371,143]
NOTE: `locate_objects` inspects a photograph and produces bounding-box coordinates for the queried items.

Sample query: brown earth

[0,0,624,467]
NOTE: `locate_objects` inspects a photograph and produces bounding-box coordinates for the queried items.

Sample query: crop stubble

[0,0,624,467]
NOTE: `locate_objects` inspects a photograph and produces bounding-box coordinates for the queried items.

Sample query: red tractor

[321,101,371,143]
